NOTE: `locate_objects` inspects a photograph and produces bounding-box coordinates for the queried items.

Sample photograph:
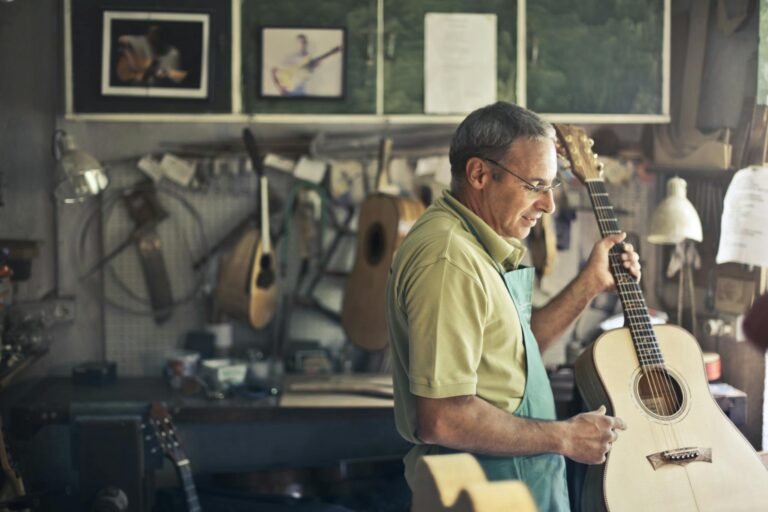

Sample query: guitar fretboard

[585,180,664,369]
[177,461,201,512]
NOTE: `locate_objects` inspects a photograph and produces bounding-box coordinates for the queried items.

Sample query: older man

[386,102,641,511]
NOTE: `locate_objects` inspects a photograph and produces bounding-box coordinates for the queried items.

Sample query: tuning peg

[589,138,595,147]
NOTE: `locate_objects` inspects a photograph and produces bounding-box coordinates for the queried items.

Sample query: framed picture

[101,11,210,98]
[260,27,345,98]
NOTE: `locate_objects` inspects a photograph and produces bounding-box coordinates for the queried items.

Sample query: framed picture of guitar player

[259,27,345,99]
[101,11,210,98]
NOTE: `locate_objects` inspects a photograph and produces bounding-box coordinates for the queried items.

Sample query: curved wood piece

[410,453,537,512]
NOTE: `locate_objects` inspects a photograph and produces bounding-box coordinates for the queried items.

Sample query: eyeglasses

[482,158,561,195]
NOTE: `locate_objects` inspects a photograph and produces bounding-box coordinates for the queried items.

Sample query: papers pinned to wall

[716,166,768,267]
[294,157,328,185]
[424,13,497,114]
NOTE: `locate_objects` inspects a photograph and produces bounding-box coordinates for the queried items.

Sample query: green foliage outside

[527,0,664,114]
[242,0,664,115]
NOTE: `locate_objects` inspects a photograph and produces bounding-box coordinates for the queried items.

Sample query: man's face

[297,35,308,55]
[482,137,558,239]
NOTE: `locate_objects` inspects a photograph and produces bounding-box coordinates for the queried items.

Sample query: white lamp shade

[647,177,703,244]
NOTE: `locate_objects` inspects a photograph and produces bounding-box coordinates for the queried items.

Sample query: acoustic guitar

[214,129,278,329]
[342,136,425,351]
[555,124,768,511]
[272,46,342,94]
[148,402,200,512]
[410,453,537,512]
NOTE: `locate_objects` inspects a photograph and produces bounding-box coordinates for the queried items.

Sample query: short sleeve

[401,258,487,398]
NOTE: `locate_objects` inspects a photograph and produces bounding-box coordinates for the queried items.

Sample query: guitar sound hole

[637,369,685,418]
[365,222,385,266]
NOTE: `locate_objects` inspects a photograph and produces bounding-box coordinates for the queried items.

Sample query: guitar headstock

[148,402,187,465]
[243,128,264,178]
[554,124,604,184]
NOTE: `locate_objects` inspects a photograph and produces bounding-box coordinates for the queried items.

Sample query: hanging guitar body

[342,194,424,350]
[576,324,768,511]
[214,226,278,329]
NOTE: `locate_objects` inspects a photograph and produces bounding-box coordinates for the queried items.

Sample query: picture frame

[259,27,345,99]
[66,0,233,114]
[101,10,210,98]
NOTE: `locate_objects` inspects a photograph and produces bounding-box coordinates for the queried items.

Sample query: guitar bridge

[646,447,712,470]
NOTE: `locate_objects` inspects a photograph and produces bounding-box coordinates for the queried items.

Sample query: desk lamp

[53,130,109,203]
[647,176,703,336]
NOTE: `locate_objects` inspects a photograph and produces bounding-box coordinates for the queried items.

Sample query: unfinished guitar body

[410,453,537,512]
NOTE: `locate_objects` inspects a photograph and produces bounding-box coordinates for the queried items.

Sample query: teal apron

[444,203,570,512]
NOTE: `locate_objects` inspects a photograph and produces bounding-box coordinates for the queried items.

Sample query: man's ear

[465,157,490,190]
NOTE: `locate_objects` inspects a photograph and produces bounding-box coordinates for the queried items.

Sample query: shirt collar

[441,191,526,270]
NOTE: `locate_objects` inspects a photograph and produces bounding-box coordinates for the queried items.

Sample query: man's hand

[561,405,626,464]
[582,232,642,295]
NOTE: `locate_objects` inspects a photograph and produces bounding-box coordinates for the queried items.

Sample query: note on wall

[716,166,768,267]
[424,13,497,114]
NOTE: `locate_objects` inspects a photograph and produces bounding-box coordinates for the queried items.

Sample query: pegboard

[93,160,260,376]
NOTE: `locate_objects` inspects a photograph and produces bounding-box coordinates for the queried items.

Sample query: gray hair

[448,102,555,189]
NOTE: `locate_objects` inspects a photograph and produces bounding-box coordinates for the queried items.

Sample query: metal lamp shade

[54,133,109,204]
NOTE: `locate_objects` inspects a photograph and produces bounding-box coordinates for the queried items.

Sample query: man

[116,25,187,85]
[271,34,321,96]
[386,102,640,511]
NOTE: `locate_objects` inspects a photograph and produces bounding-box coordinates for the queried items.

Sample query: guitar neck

[584,179,665,369]
[309,46,341,67]
[259,175,271,256]
[175,460,201,512]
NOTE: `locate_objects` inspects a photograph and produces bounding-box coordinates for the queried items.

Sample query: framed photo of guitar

[259,27,345,98]
[101,10,210,98]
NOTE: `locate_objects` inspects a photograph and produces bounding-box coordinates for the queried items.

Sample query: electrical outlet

[15,296,76,326]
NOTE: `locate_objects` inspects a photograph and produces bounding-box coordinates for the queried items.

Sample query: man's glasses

[482,158,562,195]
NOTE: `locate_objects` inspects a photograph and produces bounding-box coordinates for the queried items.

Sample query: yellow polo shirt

[386,191,528,484]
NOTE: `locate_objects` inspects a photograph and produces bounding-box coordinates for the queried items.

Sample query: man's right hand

[561,405,626,464]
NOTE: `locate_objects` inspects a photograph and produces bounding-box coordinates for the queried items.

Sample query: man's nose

[537,189,556,214]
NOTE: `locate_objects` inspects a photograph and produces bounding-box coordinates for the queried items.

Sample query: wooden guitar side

[575,324,768,512]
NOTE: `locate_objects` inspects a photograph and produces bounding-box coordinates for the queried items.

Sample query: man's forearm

[417,395,566,457]
[416,394,621,466]
[531,272,600,352]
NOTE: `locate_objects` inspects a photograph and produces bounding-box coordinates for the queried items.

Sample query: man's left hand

[583,232,641,294]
